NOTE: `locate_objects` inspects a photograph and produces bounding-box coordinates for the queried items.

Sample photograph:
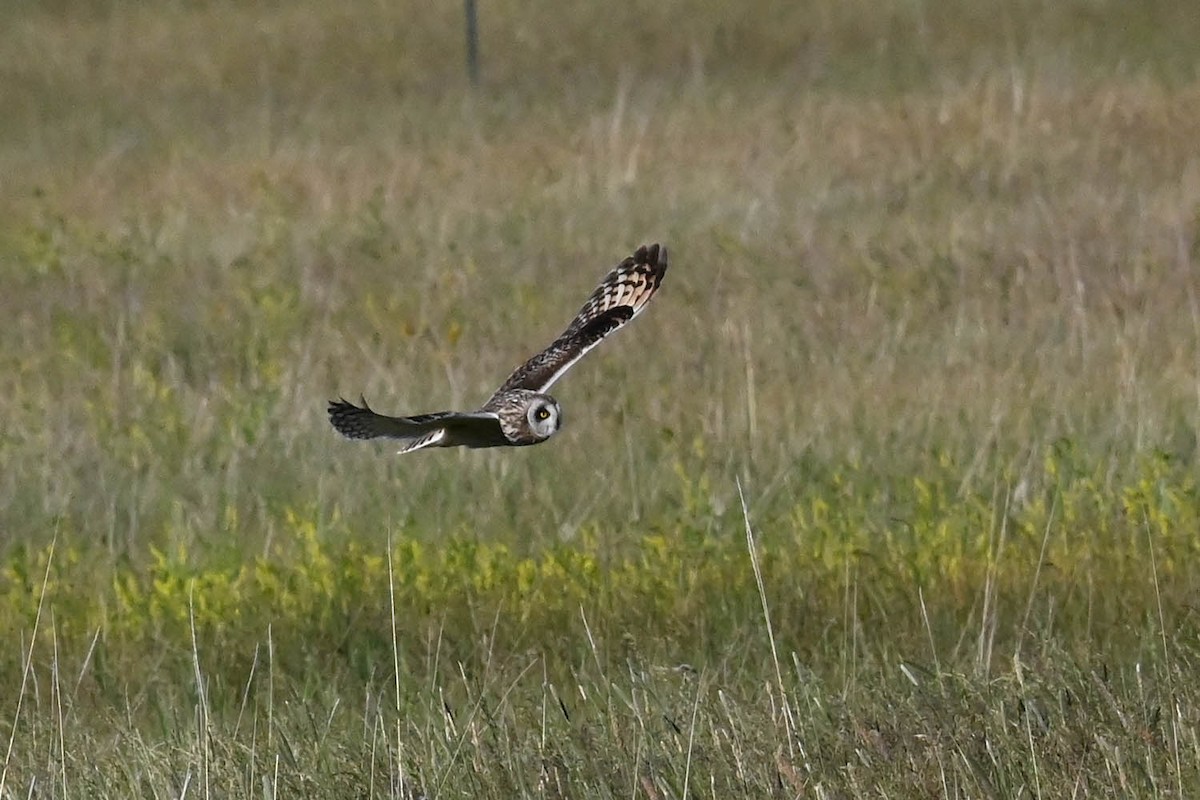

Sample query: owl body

[328,243,667,454]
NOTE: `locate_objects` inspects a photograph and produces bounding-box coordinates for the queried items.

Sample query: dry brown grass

[5,5,1200,525]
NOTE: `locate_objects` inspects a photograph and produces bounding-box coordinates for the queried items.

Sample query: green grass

[3,0,1200,796]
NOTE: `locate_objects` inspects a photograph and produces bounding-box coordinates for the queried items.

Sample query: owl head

[495,390,562,445]
[523,393,562,440]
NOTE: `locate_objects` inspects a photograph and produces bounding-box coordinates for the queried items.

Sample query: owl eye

[535,407,551,421]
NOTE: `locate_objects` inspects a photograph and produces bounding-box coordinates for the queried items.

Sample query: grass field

[3,0,1200,796]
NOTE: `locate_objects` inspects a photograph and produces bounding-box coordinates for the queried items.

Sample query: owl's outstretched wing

[487,243,668,400]
[328,397,505,453]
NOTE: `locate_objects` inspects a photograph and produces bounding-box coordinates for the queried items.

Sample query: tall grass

[2,0,1200,795]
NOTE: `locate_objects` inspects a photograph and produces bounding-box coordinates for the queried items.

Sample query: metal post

[464,0,480,87]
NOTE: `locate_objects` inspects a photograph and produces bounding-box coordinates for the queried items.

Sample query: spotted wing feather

[489,243,668,399]
[328,397,505,451]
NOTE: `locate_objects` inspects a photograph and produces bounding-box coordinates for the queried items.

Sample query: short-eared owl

[328,243,668,454]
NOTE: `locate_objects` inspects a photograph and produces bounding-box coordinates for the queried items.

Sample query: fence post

[464,0,480,86]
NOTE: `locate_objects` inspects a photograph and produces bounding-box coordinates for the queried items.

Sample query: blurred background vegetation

[2,0,1199,796]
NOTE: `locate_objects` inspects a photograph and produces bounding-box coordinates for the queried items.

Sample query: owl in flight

[328,243,668,454]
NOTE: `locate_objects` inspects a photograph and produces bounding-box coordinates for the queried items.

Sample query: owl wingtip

[634,242,668,273]
[632,243,668,283]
